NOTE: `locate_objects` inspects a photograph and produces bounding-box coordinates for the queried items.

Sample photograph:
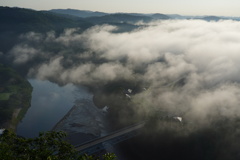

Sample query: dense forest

[0,64,32,130]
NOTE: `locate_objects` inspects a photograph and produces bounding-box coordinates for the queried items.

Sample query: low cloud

[9,44,40,64]
[7,19,240,127]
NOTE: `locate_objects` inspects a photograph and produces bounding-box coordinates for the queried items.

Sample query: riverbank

[53,99,108,145]
[0,64,32,131]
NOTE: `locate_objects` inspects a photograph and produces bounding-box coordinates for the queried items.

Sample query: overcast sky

[1,0,240,16]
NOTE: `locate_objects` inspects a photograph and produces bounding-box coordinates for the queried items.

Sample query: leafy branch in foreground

[0,130,116,160]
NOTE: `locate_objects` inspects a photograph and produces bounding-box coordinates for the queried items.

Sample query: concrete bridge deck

[75,122,145,154]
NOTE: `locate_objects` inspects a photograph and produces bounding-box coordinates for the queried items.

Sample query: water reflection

[17,79,92,138]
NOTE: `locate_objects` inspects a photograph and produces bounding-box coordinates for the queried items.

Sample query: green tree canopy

[0,130,116,160]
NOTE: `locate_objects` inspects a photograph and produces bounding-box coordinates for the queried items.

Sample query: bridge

[74,122,145,155]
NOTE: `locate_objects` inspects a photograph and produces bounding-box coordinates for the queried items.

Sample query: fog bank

[7,19,240,127]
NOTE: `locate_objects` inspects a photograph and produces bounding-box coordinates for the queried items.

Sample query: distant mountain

[151,13,170,19]
[166,14,237,21]
[106,22,142,33]
[167,14,187,19]
[85,13,153,24]
[201,16,222,21]
[0,7,92,33]
[0,7,93,52]
[50,9,170,21]
[50,9,108,18]
[4,6,236,54]
[126,13,151,17]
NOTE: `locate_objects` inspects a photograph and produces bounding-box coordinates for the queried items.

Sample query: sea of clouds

[7,19,240,127]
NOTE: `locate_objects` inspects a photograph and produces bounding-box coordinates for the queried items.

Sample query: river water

[17,79,93,138]
[16,79,127,159]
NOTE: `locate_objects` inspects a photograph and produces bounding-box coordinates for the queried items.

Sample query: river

[16,79,129,159]
[17,79,93,138]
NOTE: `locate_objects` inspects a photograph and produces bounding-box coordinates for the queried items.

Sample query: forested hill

[85,13,153,24]
[0,7,93,52]
[0,6,92,33]
[0,64,32,130]
[0,7,170,53]
[50,9,108,18]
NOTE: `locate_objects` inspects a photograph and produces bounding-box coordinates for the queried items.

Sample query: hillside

[0,64,32,130]
[151,13,170,19]
[201,16,222,21]
[50,9,108,18]
[0,7,93,52]
[85,13,153,24]
[0,7,93,33]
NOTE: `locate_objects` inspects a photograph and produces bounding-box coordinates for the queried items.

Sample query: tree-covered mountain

[0,7,93,33]
[201,16,222,21]
[151,13,170,19]
[0,7,93,52]
[50,9,108,18]
[85,13,153,24]
[0,64,32,130]
[50,9,171,20]
[0,7,163,53]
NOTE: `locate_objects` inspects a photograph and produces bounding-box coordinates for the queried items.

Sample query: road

[75,122,145,151]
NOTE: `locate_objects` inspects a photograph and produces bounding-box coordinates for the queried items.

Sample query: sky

[1,0,240,16]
